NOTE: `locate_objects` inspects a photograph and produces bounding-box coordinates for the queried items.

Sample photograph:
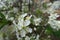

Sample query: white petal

[20,29,26,37]
[25,36,30,40]
[24,20,30,26]
[21,13,27,18]
[34,18,41,26]
[26,27,32,33]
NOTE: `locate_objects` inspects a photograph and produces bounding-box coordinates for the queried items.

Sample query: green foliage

[42,3,47,9]
[54,30,60,38]
[24,6,29,13]
[30,38,35,40]
[36,9,43,14]
[46,24,60,38]
[0,12,5,19]
[35,9,43,17]
[0,12,11,30]
[45,24,53,35]
[0,19,8,29]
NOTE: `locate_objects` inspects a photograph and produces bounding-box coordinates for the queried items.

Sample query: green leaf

[0,12,5,19]
[0,12,11,30]
[45,24,53,35]
[0,19,11,30]
[0,20,8,29]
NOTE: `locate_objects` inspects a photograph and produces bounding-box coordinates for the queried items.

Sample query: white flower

[17,13,28,30]
[5,14,14,21]
[51,1,60,10]
[13,7,19,13]
[47,7,55,14]
[48,13,60,30]
[49,20,60,30]
[25,0,32,4]
[35,35,40,40]
[0,2,5,8]
[47,1,60,14]
[20,29,26,37]
[48,13,59,20]
[47,1,60,30]
[24,20,30,26]
[5,15,8,19]
[13,13,32,30]
[34,18,42,26]
[34,27,37,31]
[8,17,14,21]
[17,13,32,30]
[20,13,27,18]
[26,27,32,33]
[47,2,52,7]
[18,17,24,30]
[25,36,30,40]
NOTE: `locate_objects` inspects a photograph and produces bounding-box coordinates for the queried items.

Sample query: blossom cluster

[0,0,60,40]
[47,1,60,30]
